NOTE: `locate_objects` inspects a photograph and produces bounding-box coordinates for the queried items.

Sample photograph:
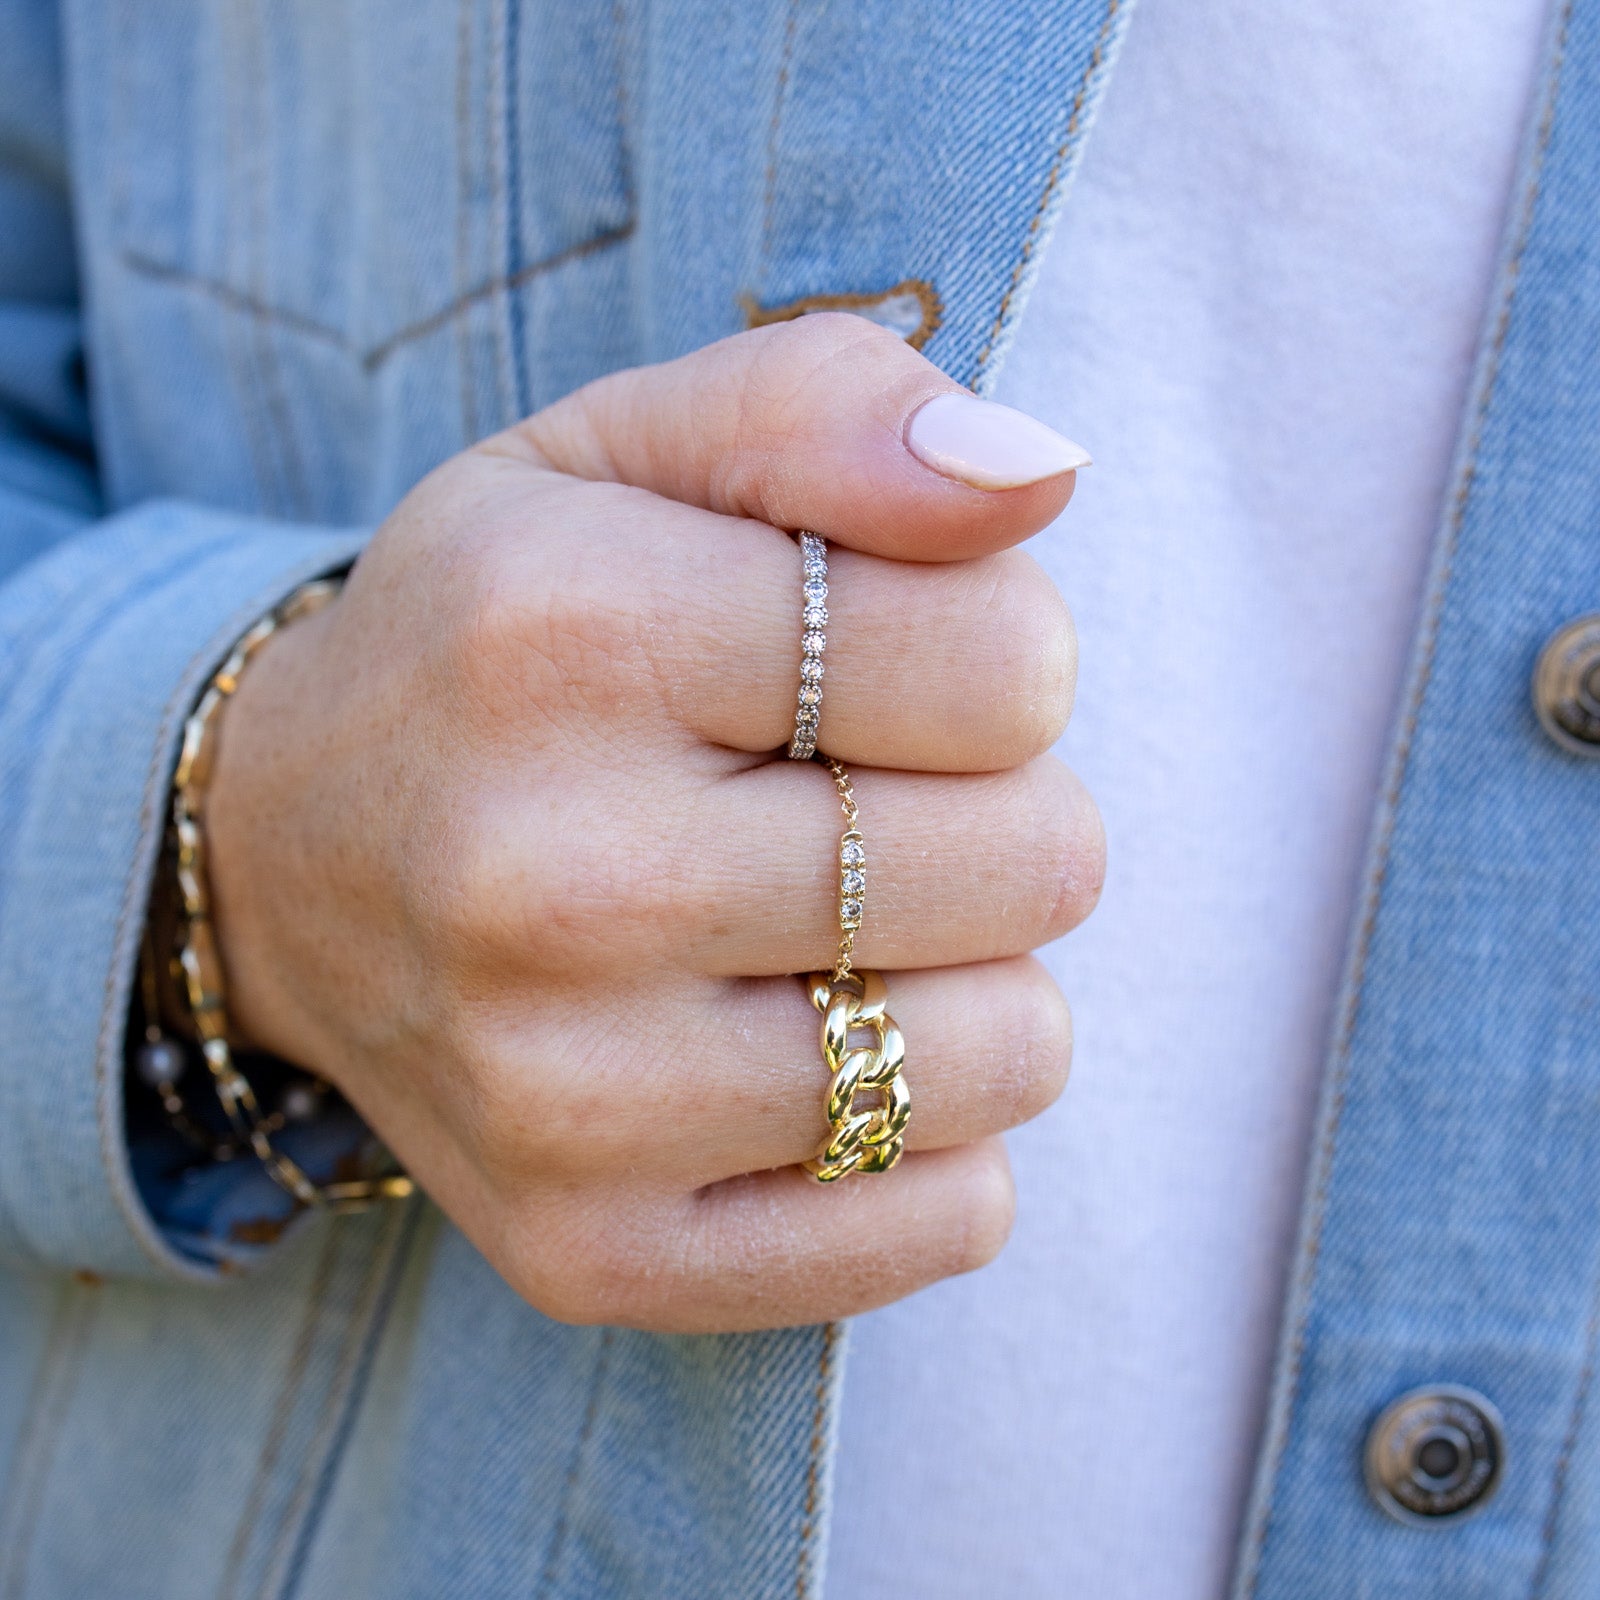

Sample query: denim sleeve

[0,2,371,1279]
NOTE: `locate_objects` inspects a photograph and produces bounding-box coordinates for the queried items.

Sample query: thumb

[497,314,1090,561]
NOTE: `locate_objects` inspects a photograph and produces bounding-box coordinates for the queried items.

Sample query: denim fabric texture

[0,0,1131,1594]
[1234,0,1600,1594]
[7,0,1600,1590]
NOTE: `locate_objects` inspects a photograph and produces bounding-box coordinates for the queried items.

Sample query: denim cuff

[0,499,368,1280]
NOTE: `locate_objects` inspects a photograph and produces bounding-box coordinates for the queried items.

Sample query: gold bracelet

[148,576,412,1212]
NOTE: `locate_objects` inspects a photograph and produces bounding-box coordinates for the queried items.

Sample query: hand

[204,315,1104,1332]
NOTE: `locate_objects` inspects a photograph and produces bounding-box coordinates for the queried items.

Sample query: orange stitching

[793,1322,839,1600]
[119,222,635,375]
[119,253,350,348]
[1234,1,1574,1589]
[364,222,635,371]
[973,0,1121,377]
[741,279,943,351]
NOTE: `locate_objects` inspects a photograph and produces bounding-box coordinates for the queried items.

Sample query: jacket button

[1533,615,1600,755]
[1364,1385,1504,1524]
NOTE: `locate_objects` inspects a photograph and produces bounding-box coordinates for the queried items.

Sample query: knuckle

[969,556,1078,759]
[727,315,908,518]
[439,799,667,974]
[447,551,543,712]
[432,804,533,959]
[466,1020,649,1189]
[753,310,902,382]
[1022,760,1107,942]
[447,526,649,725]
[521,1211,655,1328]
[993,966,1074,1126]
[952,1143,1017,1273]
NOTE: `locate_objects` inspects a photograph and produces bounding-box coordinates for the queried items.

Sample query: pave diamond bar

[789,532,828,758]
[839,828,866,930]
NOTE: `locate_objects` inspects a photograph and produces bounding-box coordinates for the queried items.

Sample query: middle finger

[684,753,1105,976]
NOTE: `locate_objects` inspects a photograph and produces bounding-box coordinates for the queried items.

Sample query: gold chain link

[801,970,910,1182]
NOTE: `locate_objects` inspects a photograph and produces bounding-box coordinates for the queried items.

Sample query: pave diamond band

[788,531,828,758]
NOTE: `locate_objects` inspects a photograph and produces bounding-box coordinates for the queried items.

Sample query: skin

[204,314,1106,1333]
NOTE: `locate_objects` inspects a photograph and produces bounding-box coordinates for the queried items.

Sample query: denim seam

[218,0,278,515]
[371,225,636,374]
[972,0,1121,377]
[276,1201,426,1600]
[1530,1257,1600,1597]
[253,1207,413,1600]
[121,225,636,379]
[793,1322,840,1600]
[452,0,480,447]
[91,538,369,1282]
[758,0,802,295]
[107,6,132,244]
[1231,1,1572,1588]
[90,601,248,1275]
[612,0,635,215]
[485,0,515,427]
[0,1283,100,1600]
[242,0,311,521]
[118,254,350,350]
[215,1224,347,1600]
[0,1283,78,1569]
[501,0,529,418]
[534,1326,616,1599]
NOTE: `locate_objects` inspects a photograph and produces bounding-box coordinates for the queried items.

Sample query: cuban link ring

[802,759,910,1183]
[788,531,828,759]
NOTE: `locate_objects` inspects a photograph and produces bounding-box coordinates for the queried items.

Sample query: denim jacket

[3,0,1600,1593]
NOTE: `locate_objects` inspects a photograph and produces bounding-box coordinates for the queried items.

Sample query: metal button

[1533,615,1600,755]
[1365,1385,1504,1524]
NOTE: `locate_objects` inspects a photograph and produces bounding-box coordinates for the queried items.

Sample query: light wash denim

[0,1,1130,1596]
[1,0,1598,1593]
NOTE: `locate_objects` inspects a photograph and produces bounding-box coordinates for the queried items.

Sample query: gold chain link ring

[802,760,909,1182]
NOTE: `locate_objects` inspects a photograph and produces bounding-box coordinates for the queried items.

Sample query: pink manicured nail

[905,392,1091,489]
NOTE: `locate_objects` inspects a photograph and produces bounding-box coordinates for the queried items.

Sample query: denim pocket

[106,0,634,383]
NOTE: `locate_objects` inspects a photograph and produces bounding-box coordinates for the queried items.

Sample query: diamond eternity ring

[788,531,827,759]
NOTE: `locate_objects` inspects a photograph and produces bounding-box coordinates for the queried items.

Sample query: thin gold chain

[823,758,862,982]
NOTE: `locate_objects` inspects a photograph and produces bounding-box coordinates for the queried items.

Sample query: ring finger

[520,955,1071,1191]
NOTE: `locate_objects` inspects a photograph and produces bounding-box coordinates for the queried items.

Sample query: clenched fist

[204,314,1104,1332]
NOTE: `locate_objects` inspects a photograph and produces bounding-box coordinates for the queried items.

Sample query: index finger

[492,313,1090,563]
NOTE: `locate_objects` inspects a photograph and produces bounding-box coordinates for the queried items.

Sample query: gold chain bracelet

[146,577,413,1212]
